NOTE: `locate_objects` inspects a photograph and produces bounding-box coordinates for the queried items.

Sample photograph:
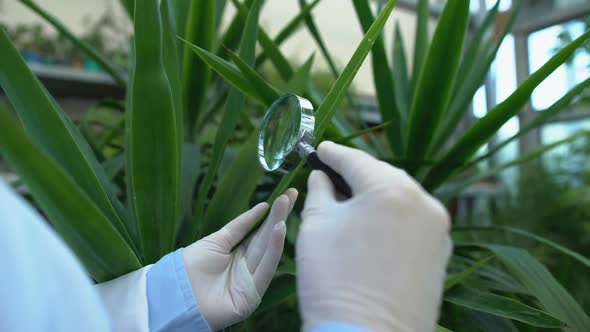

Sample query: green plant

[1,0,590,331]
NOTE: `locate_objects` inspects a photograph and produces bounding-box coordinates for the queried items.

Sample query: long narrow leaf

[488,245,590,331]
[406,2,470,167]
[0,29,136,254]
[284,54,315,95]
[129,0,181,262]
[203,134,264,235]
[393,22,411,122]
[352,0,403,156]
[470,76,590,166]
[268,0,399,202]
[226,48,282,106]
[454,226,590,269]
[439,131,590,198]
[445,256,495,290]
[193,0,264,239]
[0,106,141,282]
[423,29,590,191]
[432,3,519,154]
[182,0,215,137]
[298,0,340,81]
[411,0,429,98]
[162,0,184,231]
[18,0,126,86]
[445,286,566,328]
[181,41,265,104]
[255,0,322,68]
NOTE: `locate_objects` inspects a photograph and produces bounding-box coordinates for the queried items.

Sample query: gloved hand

[183,189,298,331]
[297,142,452,332]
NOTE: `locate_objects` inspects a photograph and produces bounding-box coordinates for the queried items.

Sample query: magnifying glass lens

[261,96,301,170]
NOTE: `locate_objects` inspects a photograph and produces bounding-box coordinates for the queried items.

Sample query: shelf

[1,63,125,100]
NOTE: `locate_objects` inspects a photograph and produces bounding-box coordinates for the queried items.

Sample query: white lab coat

[96,266,152,332]
[0,179,152,332]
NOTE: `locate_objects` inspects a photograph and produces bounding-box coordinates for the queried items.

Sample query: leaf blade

[423,29,590,191]
[129,0,181,262]
[406,1,470,166]
[445,286,566,328]
[0,106,141,282]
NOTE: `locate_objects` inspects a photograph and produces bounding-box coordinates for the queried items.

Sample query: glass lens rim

[258,93,303,171]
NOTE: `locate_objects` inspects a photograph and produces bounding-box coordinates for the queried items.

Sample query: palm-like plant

[1,0,590,330]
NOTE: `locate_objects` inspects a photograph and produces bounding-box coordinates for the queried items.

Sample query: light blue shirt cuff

[310,323,371,332]
[147,248,212,332]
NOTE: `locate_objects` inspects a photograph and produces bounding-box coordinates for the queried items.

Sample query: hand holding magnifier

[258,94,352,198]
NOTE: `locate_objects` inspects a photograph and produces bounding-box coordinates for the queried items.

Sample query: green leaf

[283,54,315,96]
[0,106,141,282]
[215,0,228,31]
[255,0,322,68]
[445,256,495,290]
[471,245,590,331]
[182,0,215,137]
[334,121,393,144]
[268,0,399,202]
[392,21,410,122]
[454,226,590,269]
[102,154,125,180]
[0,29,136,255]
[493,246,590,331]
[423,29,590,191]
[471,76,590,166]
[445,286,566,328]
[226,48,283,106]
[164,0,191,63]
[435,325,453,332]
[178,143,200,237]
[438,130,590,199]
[406,1,470,167]
[120,0,134,19]
[411,0,429,98]
[315,0,398,139]
[129,0,182,262]
[352,0,403,156]
[298,0,340,80]
[18,0,126,86]
[193,0,264,239]
[203,133,264,236]
[432,3,519,155]
[217,0,254,56]
[231,0,295,81]
[162,0,184,175]
[181,41,265,104]
[257,274,296,313]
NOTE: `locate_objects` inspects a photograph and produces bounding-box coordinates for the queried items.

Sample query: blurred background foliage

[1,0,590,331]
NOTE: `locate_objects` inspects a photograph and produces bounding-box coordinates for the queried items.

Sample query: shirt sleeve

[310,323,371,332]
[146,248,212,332]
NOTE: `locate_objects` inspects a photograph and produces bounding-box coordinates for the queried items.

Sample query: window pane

[528,20,590,110]
[472,85,488,118]
[494,34,517,104]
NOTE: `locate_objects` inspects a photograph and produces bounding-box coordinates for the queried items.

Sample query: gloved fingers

[245,192,294,273]
[317,141,388,192]
[285,188,298,212]
[218,202,269,250]
[252,220,286,295]
[304,170,336,210]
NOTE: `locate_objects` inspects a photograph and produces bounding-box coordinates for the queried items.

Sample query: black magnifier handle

[306,152,353,198]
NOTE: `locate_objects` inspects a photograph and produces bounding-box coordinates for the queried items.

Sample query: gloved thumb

[304,170,336,210]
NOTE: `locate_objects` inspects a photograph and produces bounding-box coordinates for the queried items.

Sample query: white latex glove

[297,142,452,332]
[183,189,298,331]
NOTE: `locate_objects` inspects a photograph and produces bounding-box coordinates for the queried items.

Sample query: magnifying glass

[258,93,353,198]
